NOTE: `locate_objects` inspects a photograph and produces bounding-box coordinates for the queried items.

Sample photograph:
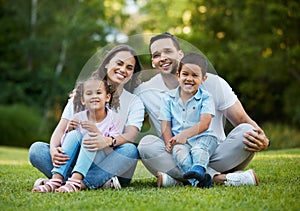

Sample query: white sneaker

[101,176,121,190]
[157,172,183,188]
[225,169,259,186]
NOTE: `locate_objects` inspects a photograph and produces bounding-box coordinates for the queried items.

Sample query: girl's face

[177,63,207,96]
[81,80,111,111]
[105,51,136,86]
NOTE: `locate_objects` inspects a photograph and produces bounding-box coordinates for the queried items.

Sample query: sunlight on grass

[0,146,30,165]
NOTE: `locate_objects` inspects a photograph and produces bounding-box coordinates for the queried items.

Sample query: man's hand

[243,128,269,152]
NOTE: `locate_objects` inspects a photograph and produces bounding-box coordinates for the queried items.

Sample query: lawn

[0,146,299,211]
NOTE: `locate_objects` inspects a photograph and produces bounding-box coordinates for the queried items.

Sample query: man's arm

[225,100,270,151]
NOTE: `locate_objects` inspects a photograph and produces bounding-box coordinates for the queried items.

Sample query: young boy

[159,53,217,188]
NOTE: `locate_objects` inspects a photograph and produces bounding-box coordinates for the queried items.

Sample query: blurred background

[0,0,299,149]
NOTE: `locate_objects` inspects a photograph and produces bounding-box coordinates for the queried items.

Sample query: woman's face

[105,51,136,86]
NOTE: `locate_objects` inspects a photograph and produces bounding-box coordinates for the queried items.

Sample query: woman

[29,44,144,190]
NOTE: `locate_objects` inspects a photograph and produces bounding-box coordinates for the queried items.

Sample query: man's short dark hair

[149,32,181,53]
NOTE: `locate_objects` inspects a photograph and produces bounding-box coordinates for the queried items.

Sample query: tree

[135,0,300,125]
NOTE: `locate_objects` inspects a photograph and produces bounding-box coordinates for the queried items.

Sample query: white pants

[137,123,255,180]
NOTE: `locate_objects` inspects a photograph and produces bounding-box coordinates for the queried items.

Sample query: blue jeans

[51,130,101,179]
[172,135,217,185]
[29,139,138,189]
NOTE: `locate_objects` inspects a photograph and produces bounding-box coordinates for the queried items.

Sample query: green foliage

[137,0,300,126]
[0,0,127,123]
[0,104,51,147]
[1,0,300,141]
[263,122,300,150]
[0,146,299,210]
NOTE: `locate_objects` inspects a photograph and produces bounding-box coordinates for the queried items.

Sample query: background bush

[0,104,51,147]
[262,122,300,150]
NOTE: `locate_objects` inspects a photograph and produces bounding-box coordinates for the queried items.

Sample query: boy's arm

[161,120,173,152]
[177,113,212,141]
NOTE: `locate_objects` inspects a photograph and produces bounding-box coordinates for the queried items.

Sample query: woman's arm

[49,118,70,167]
[113,125,139,146]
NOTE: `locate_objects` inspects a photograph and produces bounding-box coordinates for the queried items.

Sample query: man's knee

[236,123,255,134]
[137,135,161,158]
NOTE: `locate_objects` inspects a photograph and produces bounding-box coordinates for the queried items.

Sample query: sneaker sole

[111,177,121,190]
[250,169,259,186]
[157,172,163,188]
[33,178,48,188]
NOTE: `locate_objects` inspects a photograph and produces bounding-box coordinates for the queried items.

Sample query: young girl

[32,77,121,192]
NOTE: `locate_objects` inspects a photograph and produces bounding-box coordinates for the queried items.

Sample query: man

[135,32,269,187]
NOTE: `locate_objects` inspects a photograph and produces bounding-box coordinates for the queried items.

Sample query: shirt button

[183,109,185,111]
[193,107,196,109]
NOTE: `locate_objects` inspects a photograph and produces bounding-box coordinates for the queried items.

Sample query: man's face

[150,38,183,75]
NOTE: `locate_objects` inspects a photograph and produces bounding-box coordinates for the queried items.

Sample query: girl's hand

[51,147,70,168]
[81,121,99,133]
[67,119,80,131]
[243,128,269,152]
[82,132,108,152]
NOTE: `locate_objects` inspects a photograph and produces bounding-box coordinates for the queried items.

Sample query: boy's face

[177,63,206,96]
[150,38,183,75]
[81,80,111,111]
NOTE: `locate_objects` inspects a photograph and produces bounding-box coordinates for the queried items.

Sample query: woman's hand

[81,121,99,133]
[50,147,70,168]
[243,128,269,152]
[67,119,80,131]
[82,132,108,152]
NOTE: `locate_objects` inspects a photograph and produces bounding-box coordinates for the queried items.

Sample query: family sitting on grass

[29,32,269,193]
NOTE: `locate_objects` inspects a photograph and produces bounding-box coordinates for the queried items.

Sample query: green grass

[0,146,299,211]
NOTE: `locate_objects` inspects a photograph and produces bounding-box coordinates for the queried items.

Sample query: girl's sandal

[31,178,62,193]
[55,178,82,193]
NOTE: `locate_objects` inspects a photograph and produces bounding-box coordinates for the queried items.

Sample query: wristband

[110,136,117,147]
